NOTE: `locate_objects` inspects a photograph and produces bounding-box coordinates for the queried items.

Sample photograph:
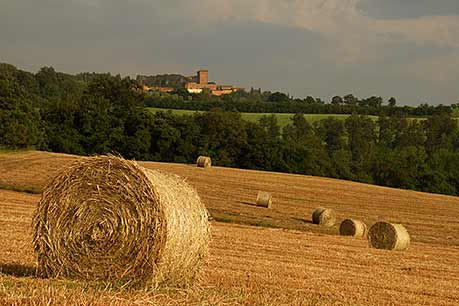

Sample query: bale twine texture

[256,191,272,208]
[32,155,210,287]
[312,207,336,227]
[196,156,211,168]
[368,222,410,251]
[339,219,367,238]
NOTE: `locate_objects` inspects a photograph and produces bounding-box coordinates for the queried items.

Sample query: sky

[1,0,458,105]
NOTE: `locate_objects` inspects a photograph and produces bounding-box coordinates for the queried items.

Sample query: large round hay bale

[311,207,336,227]
[339,219,367,238]
[368,222,410,251]
[196,156,211,168]
[256,191,272,208]
[32,156,210,287]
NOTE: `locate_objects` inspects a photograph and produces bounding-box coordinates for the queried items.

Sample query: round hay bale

[311,207,336,227]
[339,219,367,238]
[368,222,410,251]
[256,191,272,208]
[32,156,210,287]
[196,156,211,168]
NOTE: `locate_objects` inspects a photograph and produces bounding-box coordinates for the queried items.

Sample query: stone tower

[197,69,208,85]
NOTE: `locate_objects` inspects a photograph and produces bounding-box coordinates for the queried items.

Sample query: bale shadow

[239,201,257,207]
[0,263,36,277]
[291,217,314,224]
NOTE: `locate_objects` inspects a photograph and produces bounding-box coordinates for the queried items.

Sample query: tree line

[2,63,459,196]
[145,87,455,117]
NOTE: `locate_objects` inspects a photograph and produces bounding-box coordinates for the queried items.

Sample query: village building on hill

[137,69,243,96]
[185,69,242,96]
[141,85,174,93]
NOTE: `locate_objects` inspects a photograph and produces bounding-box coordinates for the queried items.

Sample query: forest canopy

[2,63,459,196]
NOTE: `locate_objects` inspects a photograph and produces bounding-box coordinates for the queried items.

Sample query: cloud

[358,0,459,19]
[170,0,459,103]
[195,0,459,47]
[1,0,458,104]
[181,0,459,60]
[3,0,457,63]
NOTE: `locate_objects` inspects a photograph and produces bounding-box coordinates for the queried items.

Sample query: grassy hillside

[147,107,372,128]
[146,107,436,129]
[1,151,458,305]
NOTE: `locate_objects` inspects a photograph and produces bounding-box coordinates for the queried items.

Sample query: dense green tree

[238,121,284,171]
[281,136,331,177]
[267,92,289,103]
[304,96,316,104]
[345,115,377,182]
[372,146,427,190]
[345,115,376,161]
[194,110,248,167]
[41,74,148,157]
[378,116,399,148]
[0,68,44,148]
[343,94,357,106]
[331,96,343,105]
[283,113,313,143]
[388,97,397,107]
[171,87,190,100]
[36,66,85,99]
[258,114,280,141]
[148,111,183,161]
[424,114,457,153]
[423,149,459,194]
[330,149,354,180]
[5,62,459,196]
[315,117,346,154]
[41,97,84,154]
[395,119,426,148]
[84,74,143,116]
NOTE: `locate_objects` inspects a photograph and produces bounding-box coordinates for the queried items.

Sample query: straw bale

[339,219,367,238]
[368,222,410,251]
[32,155,210,287]
[312,207,336,227]
[196,156,211,168]
[256,191,272,208]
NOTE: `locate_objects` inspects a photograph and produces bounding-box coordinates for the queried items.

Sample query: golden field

[0,151,458,305]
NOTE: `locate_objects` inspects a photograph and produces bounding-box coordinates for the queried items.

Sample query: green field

[146,108,379,128]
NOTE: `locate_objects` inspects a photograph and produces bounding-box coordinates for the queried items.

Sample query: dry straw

[196,156,211,168]
[339,219,367,238]
[32,155,210,287]
[312,207,336,227]
[368,221,410,251]
[256,191,272,208]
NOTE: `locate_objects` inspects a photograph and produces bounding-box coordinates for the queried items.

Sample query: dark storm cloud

[0,0,191,73]
[155,21,325,92]
[0,0,458,105]
[359,0,459,19]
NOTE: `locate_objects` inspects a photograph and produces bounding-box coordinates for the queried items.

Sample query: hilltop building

[185,69,242,96]
[142,85,174,93]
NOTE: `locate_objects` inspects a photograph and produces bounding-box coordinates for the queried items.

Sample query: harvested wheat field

[1,151,459,305]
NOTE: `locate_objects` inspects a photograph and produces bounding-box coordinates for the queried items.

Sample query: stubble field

[0,151,458,305]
